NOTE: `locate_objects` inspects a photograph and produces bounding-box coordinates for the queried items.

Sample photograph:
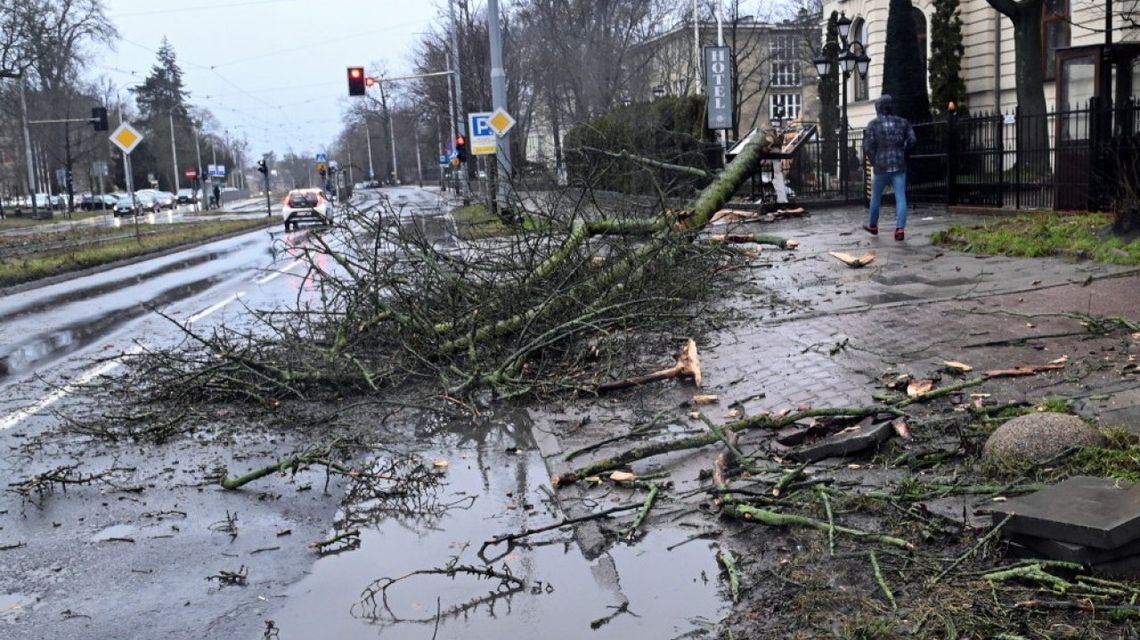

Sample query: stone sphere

[983,412,1107,464]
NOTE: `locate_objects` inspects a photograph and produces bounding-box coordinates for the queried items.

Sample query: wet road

[0,187,731,640]
[0,186,465,639]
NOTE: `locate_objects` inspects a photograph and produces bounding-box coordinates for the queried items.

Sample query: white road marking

[188,291,246,323]
[0,344,146,432]
[256,259,302,285]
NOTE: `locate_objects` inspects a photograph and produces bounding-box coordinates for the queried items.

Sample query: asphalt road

[0,186,460,640]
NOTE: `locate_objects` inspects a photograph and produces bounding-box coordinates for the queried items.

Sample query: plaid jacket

[864,114,916,174]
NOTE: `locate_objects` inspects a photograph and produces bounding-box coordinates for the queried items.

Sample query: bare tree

[985,0,1049,172]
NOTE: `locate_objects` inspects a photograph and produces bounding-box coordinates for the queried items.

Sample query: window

[852,19,869,101]
[769,34,801,87]
[913,8,928,74]
[770,93,802,120]
[1043,0,1070,81]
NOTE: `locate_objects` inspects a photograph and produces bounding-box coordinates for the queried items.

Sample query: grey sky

[98,0,441,159]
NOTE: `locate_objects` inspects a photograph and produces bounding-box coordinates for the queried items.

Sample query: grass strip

[931,211,1140,265]
[0,218,271,287]
[452,204,555,240]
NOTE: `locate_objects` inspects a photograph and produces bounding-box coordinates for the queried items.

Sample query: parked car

[135,192,160,213]
[112,195,139,216]
[79,193,116,211]
[154,191,177,209]
[280,188,333,231]
[176,188,197,204]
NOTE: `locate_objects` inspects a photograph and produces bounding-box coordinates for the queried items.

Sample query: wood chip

[943,360,973,373]
[906,379,935,398]
[610,471,637,483]
[828,251,876,268]
[692,394,720,405]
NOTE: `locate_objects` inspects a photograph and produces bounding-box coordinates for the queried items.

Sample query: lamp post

[813,11,870,203]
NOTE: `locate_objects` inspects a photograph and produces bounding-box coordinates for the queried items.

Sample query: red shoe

[894,228,905,241]
[863,224,878,236]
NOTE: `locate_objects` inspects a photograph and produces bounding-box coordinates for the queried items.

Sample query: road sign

[439,154,448,166]
[315,152,328,163]
[329,160,339,171]
[185,167,198,180]
[93,161,108,177]
[208,164,226,178]
[468,112,497,155]
[109,122,143,154]
[488,107,516,137]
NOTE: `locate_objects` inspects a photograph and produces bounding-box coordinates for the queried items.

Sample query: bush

[563,96,720,196]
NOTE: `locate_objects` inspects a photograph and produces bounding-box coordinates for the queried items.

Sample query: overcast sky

[98,0,442,159]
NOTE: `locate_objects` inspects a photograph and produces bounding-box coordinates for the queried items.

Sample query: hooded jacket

[863,95,916,174]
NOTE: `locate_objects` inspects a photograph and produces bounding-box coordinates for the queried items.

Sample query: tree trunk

[988,0,1049,175]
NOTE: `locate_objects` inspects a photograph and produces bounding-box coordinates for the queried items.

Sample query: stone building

[820,0,1140,128]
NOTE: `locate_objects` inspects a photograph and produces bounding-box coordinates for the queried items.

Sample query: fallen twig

[869,550,897,610]
[716,549,741,602]
[723,503,913,549]
[480,501,644,560]
[625,482,659,541]
[930,513,1012,586]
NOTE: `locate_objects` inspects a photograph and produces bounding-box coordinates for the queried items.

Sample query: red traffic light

[454,135,468,162]
[347,66,366,96]
[456,135,465,146]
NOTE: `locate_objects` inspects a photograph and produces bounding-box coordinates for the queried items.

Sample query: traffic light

[90,106,108,131]
[455,135,467,163]
[347,67,366,96]
[257,159,268,175]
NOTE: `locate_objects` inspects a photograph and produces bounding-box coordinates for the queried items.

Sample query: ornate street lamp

[814,11,870,203]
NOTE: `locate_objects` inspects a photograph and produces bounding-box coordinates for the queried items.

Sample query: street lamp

[812,11,870,203]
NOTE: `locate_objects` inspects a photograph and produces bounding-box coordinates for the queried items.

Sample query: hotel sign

[704,46,734,130]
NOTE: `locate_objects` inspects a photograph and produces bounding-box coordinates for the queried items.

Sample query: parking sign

[468,112,497,155]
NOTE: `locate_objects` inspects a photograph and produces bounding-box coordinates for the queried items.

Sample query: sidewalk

[529,202,1140,552]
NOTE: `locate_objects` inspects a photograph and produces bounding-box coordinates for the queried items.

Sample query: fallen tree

[102,129,787,415]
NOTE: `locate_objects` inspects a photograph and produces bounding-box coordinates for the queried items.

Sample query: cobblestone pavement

[528,203,1140,556]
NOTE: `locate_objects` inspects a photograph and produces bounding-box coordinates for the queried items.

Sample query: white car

[281,188,333,231]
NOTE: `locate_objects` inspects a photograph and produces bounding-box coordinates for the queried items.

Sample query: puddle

[0,273,234,382]
[0,592,38,619]
[270,427,726,639]
[90,523,138,542]
[853,291,919,305]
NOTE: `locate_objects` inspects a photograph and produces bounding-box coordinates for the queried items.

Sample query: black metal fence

[784,100,1140,212]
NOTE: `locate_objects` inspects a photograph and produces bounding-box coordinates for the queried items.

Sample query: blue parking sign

[470,113,493,137]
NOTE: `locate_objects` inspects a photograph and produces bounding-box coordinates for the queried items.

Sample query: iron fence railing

[785,99,1140,212]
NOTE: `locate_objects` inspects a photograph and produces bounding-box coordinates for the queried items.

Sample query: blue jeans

[868,170,908,229]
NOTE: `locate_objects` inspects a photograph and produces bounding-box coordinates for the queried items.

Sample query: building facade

[820,0,1140,128]
[629,19,821,141]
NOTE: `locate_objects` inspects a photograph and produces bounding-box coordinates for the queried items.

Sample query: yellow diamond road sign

[488,108,516,137]
[110,122,143,154]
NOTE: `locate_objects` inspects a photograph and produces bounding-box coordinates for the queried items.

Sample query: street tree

[929,0,967,116]
[882,0,932,123]
[818,11,840,168]
[983,0,1049,172]
[130,38,195,190]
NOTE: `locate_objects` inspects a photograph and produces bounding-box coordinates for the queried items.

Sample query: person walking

[862,95,916,241]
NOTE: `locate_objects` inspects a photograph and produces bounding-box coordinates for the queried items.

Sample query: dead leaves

[906,379,935,398]
[829,251,876,268]
[942,360,974,373]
